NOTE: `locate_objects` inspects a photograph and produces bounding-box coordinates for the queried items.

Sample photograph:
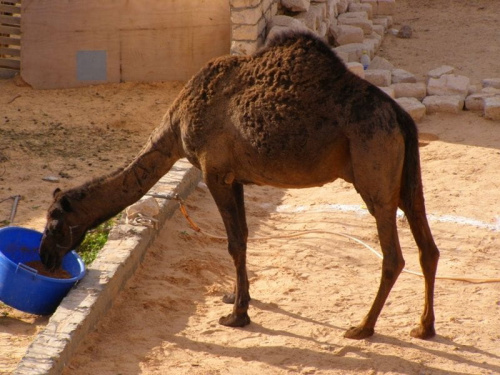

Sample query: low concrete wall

[15,160,201,375]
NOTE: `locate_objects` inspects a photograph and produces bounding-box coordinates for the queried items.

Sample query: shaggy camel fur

[40,31,440,340]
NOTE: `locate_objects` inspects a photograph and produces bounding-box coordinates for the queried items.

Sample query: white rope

[177,202,500,284]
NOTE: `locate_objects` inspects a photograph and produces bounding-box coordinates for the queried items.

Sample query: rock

[337,12,373,35]
[392,82,427,100]
[484,96,500,120]
[372,24,385,37]
[336,0,349,14]
[364,32,382,50]
[231,40,259,55]
[482,78,500,90]
[269,15,307,30]
[397,25,412,38]
[427,74,470,99]
[423,95,465,114]
[360,0,377,14]
[325,0,339,22]
[378,86,395,98]
[396,97,426,122]
[427,65,454,80]
[338,11,368,21]
[294,9,320,32]
[373,16,393,28]
[334,49,350,64]
[367,56,394,71]
[281,0,311,12]
[348,3,373,19]
[330,24,364,45]
[362,38,379,55]
[310,3,327,21]
[347,62,365,78]
[334,42,373,62]
[42,176,60,183]
[318,21,329,39]
[468,84,480,95]
[481,87,500,95]
[464,93,494,112]
[392,68,416,84]
[364,69,391,87]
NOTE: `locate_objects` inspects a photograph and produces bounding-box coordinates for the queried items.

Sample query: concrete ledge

[15,159,201,375]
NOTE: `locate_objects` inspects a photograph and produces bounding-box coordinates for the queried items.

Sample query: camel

[40,31,440,340]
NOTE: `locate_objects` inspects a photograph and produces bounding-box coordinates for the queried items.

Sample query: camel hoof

[410,325,436,339]
[344,326,375,340]
[219,312,251,327]
[222,293,235,304]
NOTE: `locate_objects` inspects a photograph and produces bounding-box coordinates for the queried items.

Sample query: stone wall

[230,0,500,121]
[268,0,395,60]
[230,0,279,55]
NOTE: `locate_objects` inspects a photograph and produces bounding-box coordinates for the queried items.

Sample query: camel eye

[51,208,63,219]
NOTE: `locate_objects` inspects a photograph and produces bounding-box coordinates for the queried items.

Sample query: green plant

[0,302,9,318]
[76,219,114,265]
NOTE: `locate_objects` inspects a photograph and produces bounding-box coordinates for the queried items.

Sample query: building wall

[21,0,231,89]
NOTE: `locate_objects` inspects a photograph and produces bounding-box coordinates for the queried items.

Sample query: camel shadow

[168,329,499,375]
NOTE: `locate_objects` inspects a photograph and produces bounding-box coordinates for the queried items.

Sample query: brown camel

[40,31,440,340]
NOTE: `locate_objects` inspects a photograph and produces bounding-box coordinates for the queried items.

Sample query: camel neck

[73,125,181,226]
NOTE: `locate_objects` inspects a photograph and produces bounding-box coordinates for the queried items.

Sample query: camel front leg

[221,182,250,305]
[205,174,251,327]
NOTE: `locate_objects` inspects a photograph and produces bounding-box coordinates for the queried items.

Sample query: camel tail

[396,105,422,212]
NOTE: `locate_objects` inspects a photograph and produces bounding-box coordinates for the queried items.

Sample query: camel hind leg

[205,173,251,327]
[344,136,406,339]
[344,199,405,339]
[399,183,439,339]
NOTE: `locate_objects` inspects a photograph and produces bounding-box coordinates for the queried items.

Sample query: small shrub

[76,219,114,265]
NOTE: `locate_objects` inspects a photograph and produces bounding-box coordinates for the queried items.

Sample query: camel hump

[264,29,328,51]
[257,30,347,72]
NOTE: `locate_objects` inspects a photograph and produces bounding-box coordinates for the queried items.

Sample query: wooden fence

[0,0,21,77]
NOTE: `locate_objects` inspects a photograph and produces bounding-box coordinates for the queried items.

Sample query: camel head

[39,188,88,271]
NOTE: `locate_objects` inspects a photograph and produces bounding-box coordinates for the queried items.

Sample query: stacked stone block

[268,0,394,67]
[232,0,500,123]
[393,63,500,121]
[230,0,279,55]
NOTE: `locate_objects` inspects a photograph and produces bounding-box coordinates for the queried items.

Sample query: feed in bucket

[0,226,85,315]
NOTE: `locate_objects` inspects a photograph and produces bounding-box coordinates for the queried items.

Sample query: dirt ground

[377,0,500,84]
[1,0,500,373]
[0,80,185,372]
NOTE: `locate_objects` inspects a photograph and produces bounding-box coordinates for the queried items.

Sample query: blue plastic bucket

[0,226,86,315]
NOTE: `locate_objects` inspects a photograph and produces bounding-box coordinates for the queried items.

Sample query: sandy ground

[1,0,500,373]
[0,80,185,372]
[378,0,500,85]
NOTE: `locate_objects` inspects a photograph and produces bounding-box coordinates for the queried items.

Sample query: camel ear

[53,188,62,198]
[60,196,73,212]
